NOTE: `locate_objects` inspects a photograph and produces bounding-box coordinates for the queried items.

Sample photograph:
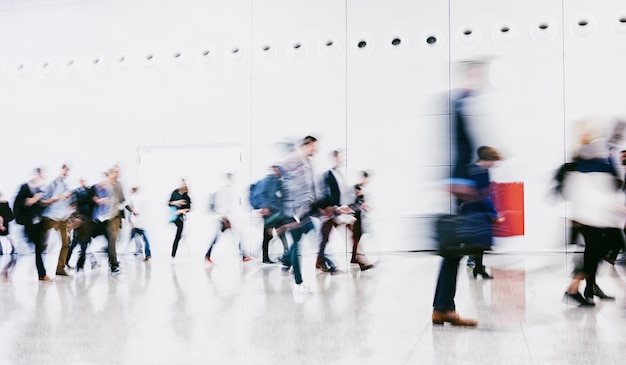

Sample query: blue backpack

[249,178,266,209]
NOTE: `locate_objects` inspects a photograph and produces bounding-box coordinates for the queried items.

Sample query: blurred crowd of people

[0,136,375,296]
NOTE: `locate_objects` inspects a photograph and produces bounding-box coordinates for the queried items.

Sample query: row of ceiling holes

[461,17,626,35]
[16,36,432,70]
[8,18,626,72]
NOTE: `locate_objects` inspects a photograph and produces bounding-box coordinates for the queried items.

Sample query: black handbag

[435,213,489,257]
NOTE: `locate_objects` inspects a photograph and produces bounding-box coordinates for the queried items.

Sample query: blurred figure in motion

[462,147,504,280]
[169,178,191,259]
[432,146,504,327]
[105,165,135,274]
[449,60,492,201]
[14,168,49,281]
[65,177,97,272]
[349,171,374,270]
[316,150,372,273]
[0,191,16,255]
[447,59,501,269]
[603,148,626,264]
[204,173,252,263]
[277,136,319,294]
[251,165,288,264]
[0,191,17,280]
[561,121,624,306]
[40,164,73,277]
[129,186,151,261]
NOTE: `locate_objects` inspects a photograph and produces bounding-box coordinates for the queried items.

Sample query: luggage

[435,213,490,256]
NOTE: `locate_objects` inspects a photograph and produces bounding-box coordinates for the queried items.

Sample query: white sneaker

[292,282,313,294]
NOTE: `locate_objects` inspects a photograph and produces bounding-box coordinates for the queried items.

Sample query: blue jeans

[131,228,151,257]
[433,255,463,312]
[285,219,314,285]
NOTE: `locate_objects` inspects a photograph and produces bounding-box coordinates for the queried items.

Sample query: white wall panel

[165,0,251,36]
[164,78,250,146]
[253,0,345,29]
[450,0,562,13]
[564,0,626,57]
[347,0,448,21]
[564,55,626,118]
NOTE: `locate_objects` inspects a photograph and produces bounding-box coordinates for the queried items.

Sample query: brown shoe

[39,276,53,282]
[432,310,477,327]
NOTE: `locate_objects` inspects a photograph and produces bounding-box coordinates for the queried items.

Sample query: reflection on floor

[1,250,625,365]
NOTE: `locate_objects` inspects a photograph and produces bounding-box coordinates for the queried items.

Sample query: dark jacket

[0,201,14,236]
[315,169,341,209]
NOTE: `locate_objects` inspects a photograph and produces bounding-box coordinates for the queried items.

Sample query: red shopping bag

[491,182,524,237]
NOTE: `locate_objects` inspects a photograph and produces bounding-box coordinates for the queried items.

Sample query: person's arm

[169,191,186,207]
[24,184,43,207]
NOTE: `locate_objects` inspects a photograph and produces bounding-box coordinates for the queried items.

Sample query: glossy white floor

[1,246,625,365]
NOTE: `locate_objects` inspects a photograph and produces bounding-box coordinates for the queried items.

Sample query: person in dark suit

[316,151,373,273]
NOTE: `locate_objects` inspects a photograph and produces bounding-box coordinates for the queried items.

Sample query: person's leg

[205,220,224,259]
[138,229,151,259]
[55,220,70,275]
[131,228,143,255]
[584,228,616,299]
[262,218,274,262]
[433,255,462,312]
[350,210,363,262]
[66,231,80,266]
[564,225,600,306]
[432,255,476,326]
[76,240,89,271]
[171,217,184,258]
[317,217,336,271]
[28,223,47,280]
[291,222,312,285]
[605,227,625,264]
[349,212,373,270]
[107,217,121,271]
[470,252,493,279]
[0,238,17,277]
[278,231,289,254]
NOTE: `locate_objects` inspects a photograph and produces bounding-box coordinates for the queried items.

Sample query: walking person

[105,166,135,274]
[65,177,97,270]
[0,191,17,279]
[349,182,374,270]
[169,178,191,259]
[251,165,289,264]
[278,136,320,293]
[205,173,252,263]
[432,146,504,326]
[0,191,16,255]
[40,164,73,277]
[129,186,152,261]
[14,168,50,281]
[560,131,624,306]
